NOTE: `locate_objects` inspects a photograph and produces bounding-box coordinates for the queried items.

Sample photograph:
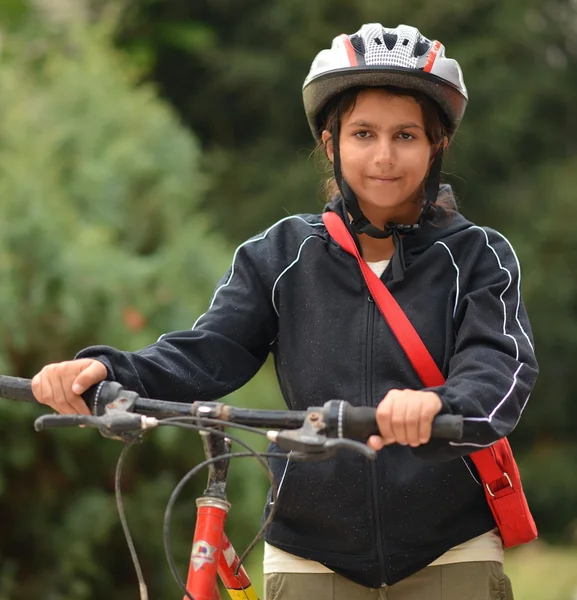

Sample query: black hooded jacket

[77,189,538,587]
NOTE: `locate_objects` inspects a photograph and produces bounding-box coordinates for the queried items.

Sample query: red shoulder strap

[322,211,445,387]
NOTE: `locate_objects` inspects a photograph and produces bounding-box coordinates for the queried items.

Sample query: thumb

[367,435,385,452]
[71,360,108,395]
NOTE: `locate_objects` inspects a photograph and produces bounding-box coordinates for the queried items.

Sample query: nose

[374,138,394,166]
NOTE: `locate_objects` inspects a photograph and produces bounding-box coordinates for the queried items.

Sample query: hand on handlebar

[31,359,108,415]
[368,389,443,451]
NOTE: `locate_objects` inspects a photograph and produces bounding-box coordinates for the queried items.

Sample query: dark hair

[315,86,457,220]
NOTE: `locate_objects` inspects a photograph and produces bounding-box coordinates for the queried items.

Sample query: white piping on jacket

[435,241,460,318]
[446,227,535,447]
[271,235,319,316]
[482,228,534,352]
[270,454,291,506]
[462,363,524,424]
[157,216,324,339]
[469,226,520,361]
[461,457,481,485]
[510,392,532,430]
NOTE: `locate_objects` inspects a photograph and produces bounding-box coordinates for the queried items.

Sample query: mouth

[368,176,401,183]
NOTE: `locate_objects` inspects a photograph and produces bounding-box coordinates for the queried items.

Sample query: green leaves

[0,21,228,369]
[0,13,249,599]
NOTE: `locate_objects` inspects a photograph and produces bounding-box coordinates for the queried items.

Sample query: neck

[357,233,395,262]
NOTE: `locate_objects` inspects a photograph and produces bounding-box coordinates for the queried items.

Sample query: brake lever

[324,438,376,460]
[268,430,376,461]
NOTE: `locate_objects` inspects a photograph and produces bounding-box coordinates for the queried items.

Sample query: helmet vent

[414,37,431,57]
[349,34,365,55]
[402,39,409,46]
[374,37,382,45]
[382,32,398,51]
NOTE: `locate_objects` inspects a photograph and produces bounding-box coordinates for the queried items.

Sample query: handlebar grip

[0,375,122,416]
[34,414,93,431]
[340,405,379,440]
[431,414,464,440]
[0,376,35,402]
[340,404,464,442]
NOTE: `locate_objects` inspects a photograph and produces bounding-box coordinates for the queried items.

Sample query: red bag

[323,211,537,548]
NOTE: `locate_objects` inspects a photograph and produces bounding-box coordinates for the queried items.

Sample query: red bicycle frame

[184,430,259,600]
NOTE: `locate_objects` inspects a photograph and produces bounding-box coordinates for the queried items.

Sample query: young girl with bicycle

[33,23,538,600]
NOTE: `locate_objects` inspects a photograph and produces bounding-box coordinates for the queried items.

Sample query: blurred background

[0,0,575,598]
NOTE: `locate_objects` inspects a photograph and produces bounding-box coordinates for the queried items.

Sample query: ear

[321,130,334,164]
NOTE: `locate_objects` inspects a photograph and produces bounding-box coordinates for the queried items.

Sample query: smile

[368,176,401,183]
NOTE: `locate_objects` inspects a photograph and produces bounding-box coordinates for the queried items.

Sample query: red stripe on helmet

[340,34,358,66]
[423,40,442,72]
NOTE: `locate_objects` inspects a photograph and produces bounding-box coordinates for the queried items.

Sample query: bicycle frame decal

[191,540,217,571]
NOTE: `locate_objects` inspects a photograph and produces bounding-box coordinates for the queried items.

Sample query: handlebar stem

[199,430,231,501]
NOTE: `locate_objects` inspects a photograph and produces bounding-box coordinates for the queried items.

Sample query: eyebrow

[347,120,425,131]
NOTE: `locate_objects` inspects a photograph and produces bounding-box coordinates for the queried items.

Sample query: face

[322,88,436,224]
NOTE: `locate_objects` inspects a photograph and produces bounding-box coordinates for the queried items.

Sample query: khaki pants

[264,561,513,600]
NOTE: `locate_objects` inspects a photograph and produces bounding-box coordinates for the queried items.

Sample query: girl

[33,23,538,600]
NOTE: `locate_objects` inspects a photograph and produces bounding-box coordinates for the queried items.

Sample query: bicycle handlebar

[0,376,464,457]
[33,412,159,434]
[0,376,37,403]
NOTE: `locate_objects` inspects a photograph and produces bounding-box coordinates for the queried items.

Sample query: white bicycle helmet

[302,24,467,269]
[303,23,468,140]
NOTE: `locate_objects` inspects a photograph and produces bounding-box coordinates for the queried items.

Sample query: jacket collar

[323,185,473,282]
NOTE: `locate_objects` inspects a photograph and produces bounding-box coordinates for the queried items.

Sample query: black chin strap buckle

[386,222,420,235]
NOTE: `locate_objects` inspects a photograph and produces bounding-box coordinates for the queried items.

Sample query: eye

[397,132,415,141]
[354,130,372,139]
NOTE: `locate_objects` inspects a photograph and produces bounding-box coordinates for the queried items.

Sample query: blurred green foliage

[0,18,221,373]
[0,7,279,598]
[0,0,575,597]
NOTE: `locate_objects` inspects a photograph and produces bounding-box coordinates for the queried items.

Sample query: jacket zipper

[366,296,389,585]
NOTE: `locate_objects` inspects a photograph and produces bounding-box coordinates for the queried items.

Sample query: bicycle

[0,375,463,600]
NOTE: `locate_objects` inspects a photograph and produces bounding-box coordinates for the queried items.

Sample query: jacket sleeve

[413,227,539,461]
[75,237,278,402]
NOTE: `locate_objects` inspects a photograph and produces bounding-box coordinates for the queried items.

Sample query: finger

[390,392,409,445]
[419,393,442,444]
[404,395,423,447]
[417,403,433,444]
[37,366,74,415]
[56,369,91,416]
[41,368,59,411]
[32,371,46,404]
[47,364,80,415]
[71,360,107,396]
[31,374,42,403]
[57,362,93,415]
[367,435,385,451]
[376,392,395,445]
